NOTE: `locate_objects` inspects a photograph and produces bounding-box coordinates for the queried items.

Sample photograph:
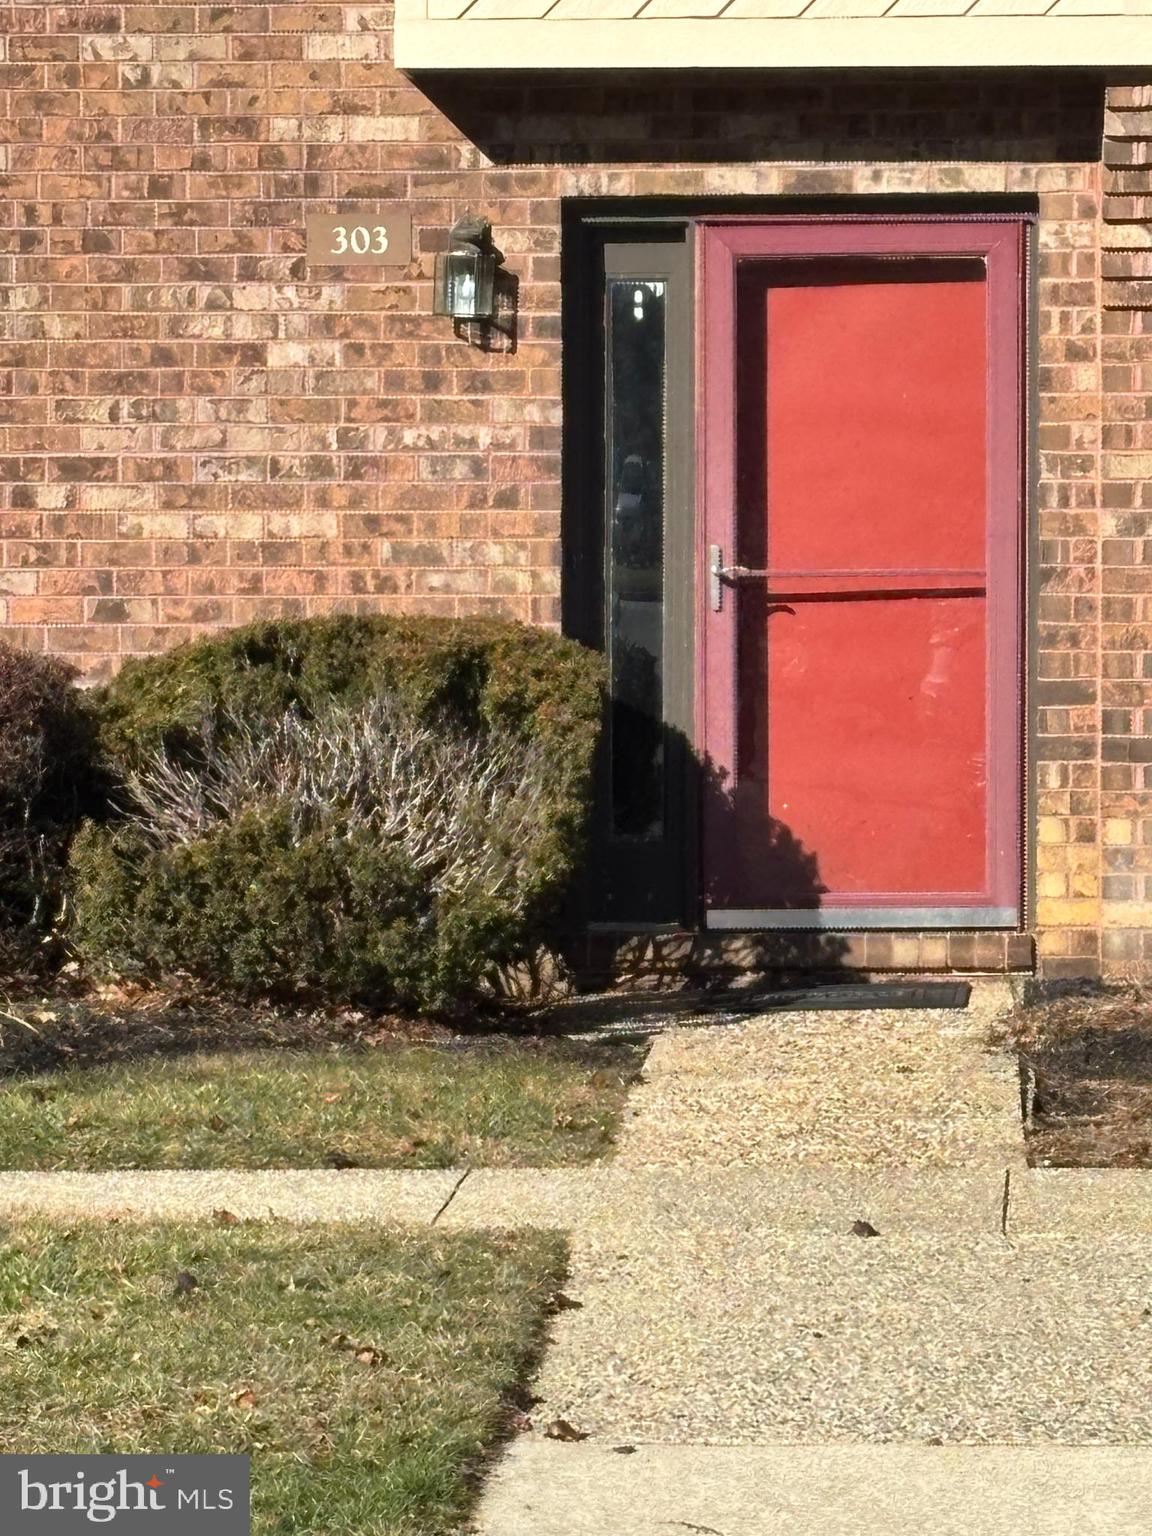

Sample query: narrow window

[605,278,667,840]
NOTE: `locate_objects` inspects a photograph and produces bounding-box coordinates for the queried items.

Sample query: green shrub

[0,641,99,963]
[94,613,599,765]
[71,616,605,1012]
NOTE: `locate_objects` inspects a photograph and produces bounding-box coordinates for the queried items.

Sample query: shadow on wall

[420,69,1103,168]
[581,712,853,983]
[695,738,853,979]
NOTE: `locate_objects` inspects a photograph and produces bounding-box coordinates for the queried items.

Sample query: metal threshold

[706,907,1019,931]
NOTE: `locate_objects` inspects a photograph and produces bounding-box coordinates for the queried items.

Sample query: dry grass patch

[0,1220,566,1535]
[0,1036,643,1171]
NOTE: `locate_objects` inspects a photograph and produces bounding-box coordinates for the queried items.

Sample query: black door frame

[562,215,696,928]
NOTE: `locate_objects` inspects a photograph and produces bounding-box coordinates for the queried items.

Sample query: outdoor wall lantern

[433,215,502,323]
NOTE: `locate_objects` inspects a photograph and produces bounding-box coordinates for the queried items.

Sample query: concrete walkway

[467,982,1152,1533]
[517,1224,1152,1444]
[0,1168,463,1224]
[1,1165,1150,1237]
[475,1445,1152,1535]
[614,980,1023,1167]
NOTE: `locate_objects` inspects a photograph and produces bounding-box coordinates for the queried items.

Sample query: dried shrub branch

[124,694,552,914]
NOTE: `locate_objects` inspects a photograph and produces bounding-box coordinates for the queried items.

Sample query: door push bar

[708,545,986,613]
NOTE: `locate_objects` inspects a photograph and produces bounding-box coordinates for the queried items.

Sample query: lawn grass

[0,1040,643,1170]
[0,1219,566,1535]
[1005,984,1152,1167]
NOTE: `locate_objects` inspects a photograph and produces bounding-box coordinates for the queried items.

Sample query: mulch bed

[1005,984,1152,1167]
[0,964,577,1078]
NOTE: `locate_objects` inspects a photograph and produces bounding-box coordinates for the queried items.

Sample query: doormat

[718,982,972,1013]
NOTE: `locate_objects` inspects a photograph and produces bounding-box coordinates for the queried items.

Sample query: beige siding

[395,0,1152,67]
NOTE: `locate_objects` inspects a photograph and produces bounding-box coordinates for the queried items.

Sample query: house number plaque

[306,210,413,266]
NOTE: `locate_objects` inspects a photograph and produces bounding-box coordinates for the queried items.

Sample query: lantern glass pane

[472,254,497,319]
[433,251,496,321]
[433,251,464,316]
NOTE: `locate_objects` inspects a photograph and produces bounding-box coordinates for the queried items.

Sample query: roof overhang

[394,2,1152,72]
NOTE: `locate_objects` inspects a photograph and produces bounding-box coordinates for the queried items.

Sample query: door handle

[709,545,770,612]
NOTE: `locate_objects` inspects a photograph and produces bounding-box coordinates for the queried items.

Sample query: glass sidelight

[563,226,693,924]
[606,278,667,840]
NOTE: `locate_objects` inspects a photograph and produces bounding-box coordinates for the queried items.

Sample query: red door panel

[762,263,987,575]
[748,593,987,898]
[699,221,1024,927]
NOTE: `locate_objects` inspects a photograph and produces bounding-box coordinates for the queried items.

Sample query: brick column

[1032,173,1105,977]
[1099,81,1152,974]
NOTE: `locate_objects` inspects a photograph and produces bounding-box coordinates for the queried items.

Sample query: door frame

[560,200,1035,935]
[696,216,1029,930]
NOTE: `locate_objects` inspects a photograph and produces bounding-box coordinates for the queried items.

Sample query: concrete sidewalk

[474,1444,1152,1536]
[0,1165,1151,1236]
[524,1225,1152,1443]
[0,1168,463,1223]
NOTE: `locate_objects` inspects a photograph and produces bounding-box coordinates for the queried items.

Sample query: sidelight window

[605,278,668,841]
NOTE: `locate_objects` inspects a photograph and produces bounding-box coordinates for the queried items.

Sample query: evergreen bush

[71,616,604,1012]
[0,641,99,963]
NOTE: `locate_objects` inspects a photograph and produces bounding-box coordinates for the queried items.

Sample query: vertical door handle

[709,544,724,612]
[710,544,771,611]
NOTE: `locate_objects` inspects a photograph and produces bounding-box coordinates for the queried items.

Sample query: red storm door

[699,221,1025,929]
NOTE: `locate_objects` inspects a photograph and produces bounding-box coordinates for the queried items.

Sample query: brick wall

[1098,84,1152,974]
[0,2,1145,974]
[0,2,569,661]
